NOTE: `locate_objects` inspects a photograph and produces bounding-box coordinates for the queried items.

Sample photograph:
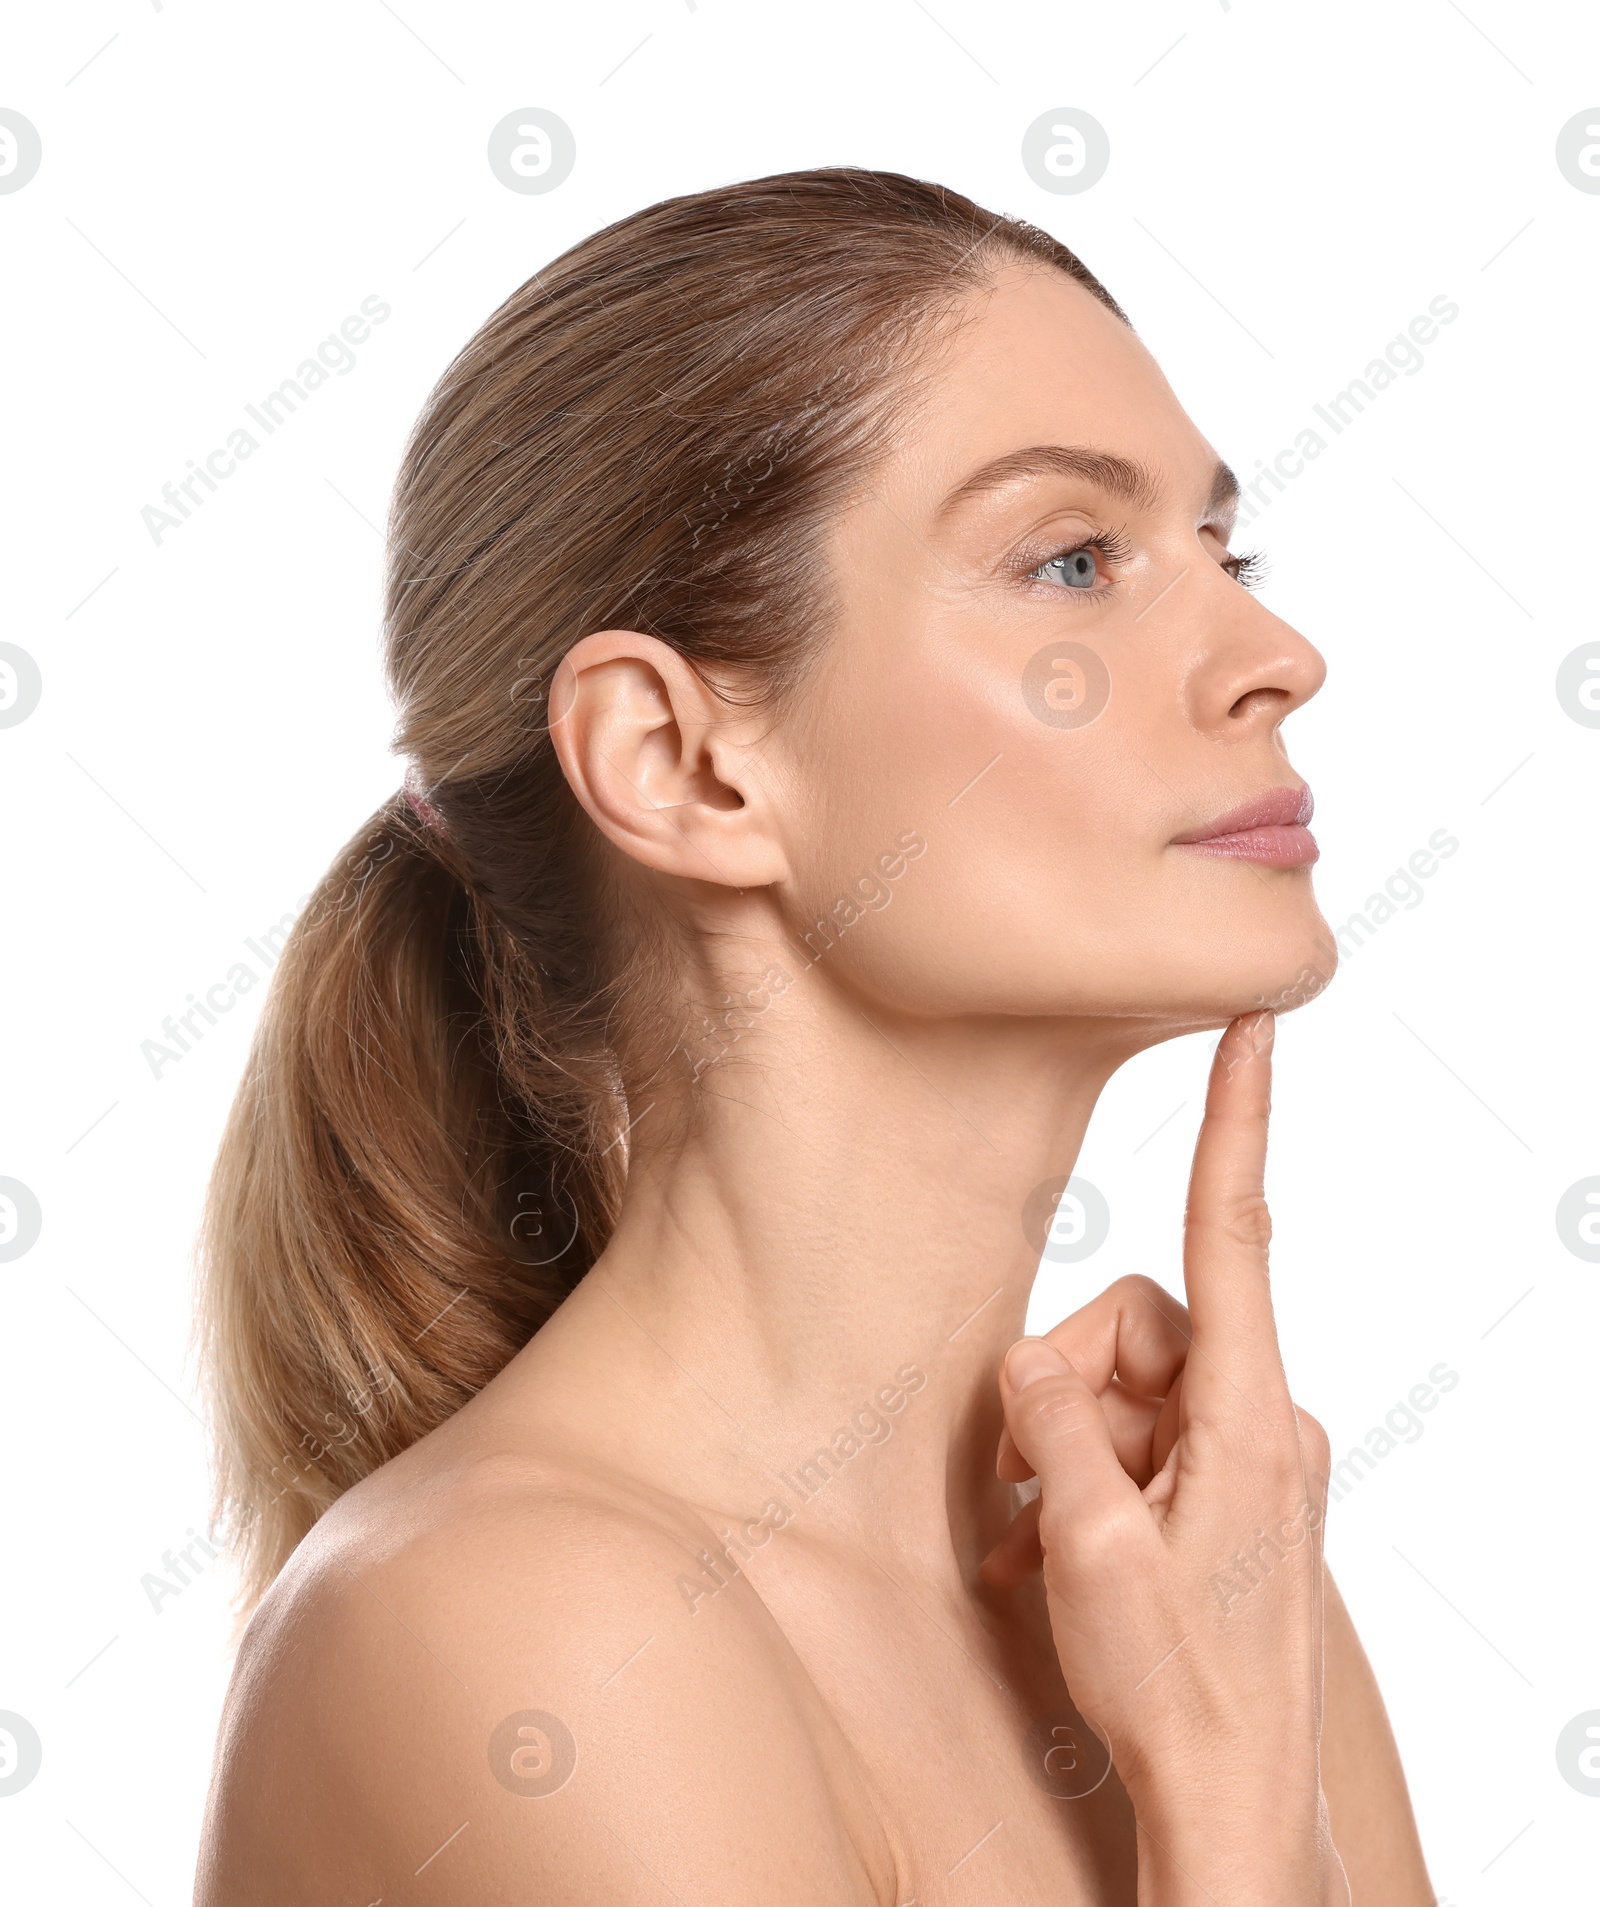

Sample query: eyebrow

[936,444,1241,524]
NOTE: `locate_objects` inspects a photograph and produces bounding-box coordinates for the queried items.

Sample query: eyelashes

[1226,548,1269,591]
[1026,532,1269,596]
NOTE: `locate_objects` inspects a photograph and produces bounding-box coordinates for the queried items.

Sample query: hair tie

[402,767,449,837]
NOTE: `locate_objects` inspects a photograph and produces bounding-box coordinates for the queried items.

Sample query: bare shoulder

[195,1440,895,1907]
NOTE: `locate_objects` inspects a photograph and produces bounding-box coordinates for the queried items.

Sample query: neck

[545,965,1159,1583]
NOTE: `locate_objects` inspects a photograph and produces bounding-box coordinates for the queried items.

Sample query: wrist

[1128,1777,1341,1907]
[1135,1836,1344,1907]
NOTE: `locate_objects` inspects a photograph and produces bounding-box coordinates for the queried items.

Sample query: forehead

[881,263,1222,520]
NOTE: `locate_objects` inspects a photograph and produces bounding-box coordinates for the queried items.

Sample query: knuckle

[1187,1189,1273,1255]
[1294,1407,1331,1473]
[1020,1382,1098,1445]
[1170,1405,1229,1468]
[1040,1502,1136,1579]
[1217,1192,1273,1253]
[1118,1272,1179,1318]
[1233,1406,1305,1484]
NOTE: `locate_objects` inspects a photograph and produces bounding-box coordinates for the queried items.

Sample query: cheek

[782,643,1171,1008]
[833,627,1149,836]
[781,623,1330,1020]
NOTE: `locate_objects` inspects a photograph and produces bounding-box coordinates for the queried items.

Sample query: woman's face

[776,262,1332,1033]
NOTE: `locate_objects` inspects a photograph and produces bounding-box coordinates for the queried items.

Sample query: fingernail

[1005,1338,1067,1390]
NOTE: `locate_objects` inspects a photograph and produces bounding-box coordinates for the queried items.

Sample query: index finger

[1181,1011,1289,1402]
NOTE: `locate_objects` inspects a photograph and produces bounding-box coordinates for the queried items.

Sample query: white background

[2,1,1597,1899]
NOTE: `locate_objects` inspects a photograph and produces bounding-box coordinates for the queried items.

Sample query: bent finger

[1042,1274,1193,1398]
[999,1383,1164,1485]
[997,1276,1192,1479]
[1000,1339,1145,1558]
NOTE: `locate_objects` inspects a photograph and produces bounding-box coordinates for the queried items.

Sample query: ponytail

[197,797,617,1609]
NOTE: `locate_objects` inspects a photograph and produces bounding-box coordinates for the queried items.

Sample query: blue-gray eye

[1036,547,1098,589]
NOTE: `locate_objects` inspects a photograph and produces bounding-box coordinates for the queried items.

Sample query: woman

[194,169,1434,1903]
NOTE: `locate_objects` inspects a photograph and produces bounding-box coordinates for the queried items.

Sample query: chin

[1228,912,1338,1017]
[1152,902,1336,1028]
[1255,960,1335,1015]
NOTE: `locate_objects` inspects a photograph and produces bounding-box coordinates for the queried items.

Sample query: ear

[547,631,791,889]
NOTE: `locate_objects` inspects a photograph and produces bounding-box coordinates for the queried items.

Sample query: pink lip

[1171,785,1318,866]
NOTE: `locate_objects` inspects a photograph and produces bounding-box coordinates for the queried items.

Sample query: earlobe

[547,630,791,890]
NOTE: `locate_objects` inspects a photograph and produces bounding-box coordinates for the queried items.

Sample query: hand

[988,1013,1346,1907]
[980,1273,1190,1591]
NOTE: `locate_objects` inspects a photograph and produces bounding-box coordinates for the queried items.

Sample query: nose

[1184,590,1327,740]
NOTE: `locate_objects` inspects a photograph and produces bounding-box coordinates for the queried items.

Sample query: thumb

[1001,1338,1144,1555]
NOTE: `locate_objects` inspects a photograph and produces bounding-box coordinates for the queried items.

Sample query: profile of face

[553,264,1332,1046]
